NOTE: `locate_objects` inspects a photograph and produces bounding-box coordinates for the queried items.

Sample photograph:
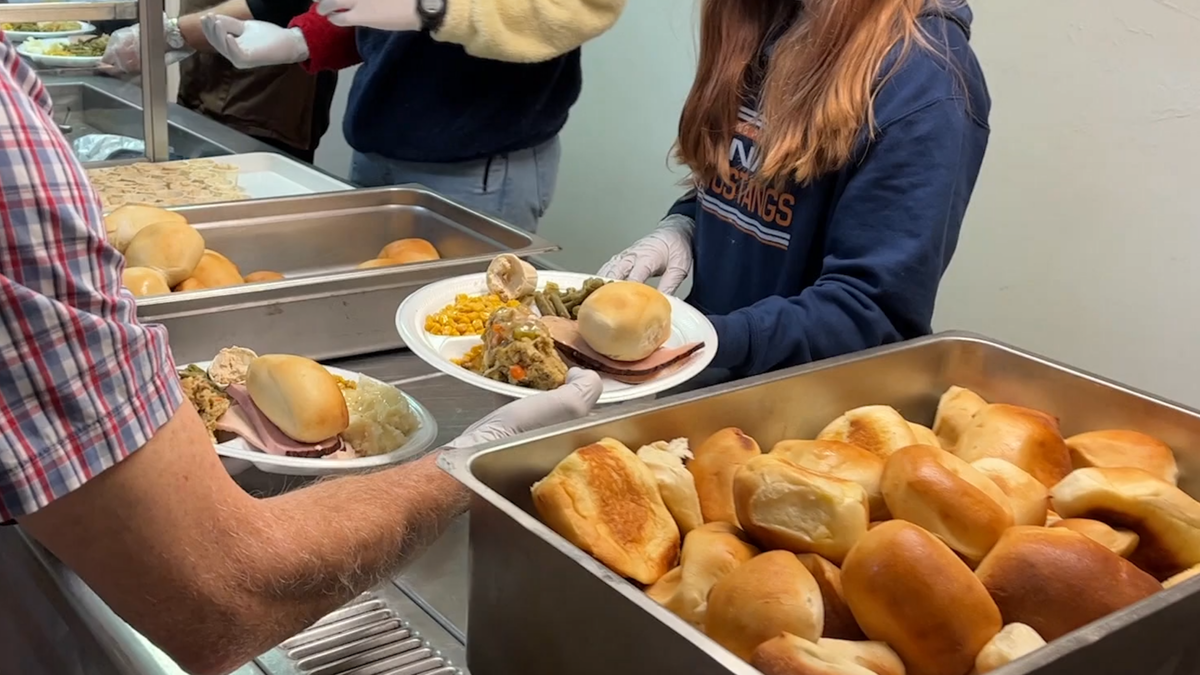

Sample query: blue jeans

[349,136,561,234]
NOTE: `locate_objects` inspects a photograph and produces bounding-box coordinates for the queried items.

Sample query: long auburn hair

[677,0,935,187]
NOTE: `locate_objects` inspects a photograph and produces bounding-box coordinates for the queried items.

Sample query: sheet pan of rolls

[515,366,1200,675]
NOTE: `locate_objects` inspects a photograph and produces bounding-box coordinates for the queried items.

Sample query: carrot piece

[509,365,527,381]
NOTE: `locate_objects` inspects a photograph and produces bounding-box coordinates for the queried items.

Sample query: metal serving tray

[138,187,557,363]
[443,332,1200,675]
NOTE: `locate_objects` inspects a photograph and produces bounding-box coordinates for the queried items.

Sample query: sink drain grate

[278,593,459,675]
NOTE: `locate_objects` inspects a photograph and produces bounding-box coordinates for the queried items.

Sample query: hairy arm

[21,403,467,675]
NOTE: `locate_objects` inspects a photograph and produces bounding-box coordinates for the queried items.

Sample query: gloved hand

[598,214,695,296]
[200,15,310,69]
[445,369,603,449]
[315,0,419,31]
[101,14,193,74]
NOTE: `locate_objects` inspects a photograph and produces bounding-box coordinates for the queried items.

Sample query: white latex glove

[201,15,309,69]
[101,14,193,74]
[445,369,603,449]
[315,0,419,31]
[598,214,695,296]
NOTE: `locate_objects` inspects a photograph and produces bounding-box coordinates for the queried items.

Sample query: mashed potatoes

[341,378,420,456]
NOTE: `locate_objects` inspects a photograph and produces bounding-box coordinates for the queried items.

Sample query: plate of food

[396,255,718,404]
[17,34,108,68]
[179,347,438,476]
[2,21,94,43]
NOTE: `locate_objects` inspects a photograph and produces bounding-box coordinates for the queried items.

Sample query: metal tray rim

[441,331,1200,674]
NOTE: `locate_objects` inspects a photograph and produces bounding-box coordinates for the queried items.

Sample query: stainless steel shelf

[0,2,138,22]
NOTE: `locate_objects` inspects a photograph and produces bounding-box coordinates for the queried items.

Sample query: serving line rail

[2,349,492,675]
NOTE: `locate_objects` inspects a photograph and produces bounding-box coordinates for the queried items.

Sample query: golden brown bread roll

[187,249,243,289]
[771,440,888,520]
[881,445,1014,563]
[637,440,704,534]
[975,526,1161,640]
[688,427,761,525]
[841,521,1001,675]
[645,522,757,627]
[123,221,205,287]
[1164,564,1200,589]
[908,423,940,449]
[932,385,987,450]
[244,270,285,283]
[532,438,680,584]
[173,277,205,292]
[105,204,187,252]
[973,623,1046,674]
[1050,466,1200,579]
[245,355,349,443]
[705,550,824,661]
[955,404,1072,487]
[1065,430,1179,485]
[1045,510,1062,527]
[796,554,864,640]
[970,458,1049,527]
[357,258,400,270]
[817,406,918,459]
[733,455,870,564]
[122,267,170,297]
[752,634,905,675]
[378,238,439,262]
[1051,518,1139,558]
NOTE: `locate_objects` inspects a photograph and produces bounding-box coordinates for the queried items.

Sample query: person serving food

[0,35,602,675]
[601,0,991,379]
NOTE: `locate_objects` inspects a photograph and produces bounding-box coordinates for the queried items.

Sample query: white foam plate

[3,22,94,43]
[396,272,718,405]
[17,37,103,68]
[186,362,439,476]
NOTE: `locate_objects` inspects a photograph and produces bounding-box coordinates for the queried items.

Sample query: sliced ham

[541,316,703,384]
[216,384,343,458]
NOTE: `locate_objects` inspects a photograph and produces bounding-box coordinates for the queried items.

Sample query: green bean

[549,292,570,318]
[533,291,555,317]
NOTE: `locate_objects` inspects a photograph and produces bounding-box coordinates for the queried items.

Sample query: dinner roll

[378,237,439,262]
[881,445,1014,563]
[955,404,1072,487]
[173,277,205,292]
[188,249,243,289]
[105,204,187,252]
[734,455,870,564]
[123,221,205,287]
[752,634,904,675]
[244,270,285,283]
[1065,430,1179,485]
[909,423,940,448]
[970,458,1050,527]
[705,551,824,661]
[796,554,864,640]
[122,266,170,297]
[932,385,987,450]
[1051,518,1139,558]
[245,355,349,443]
[1050,467,1200,579]
[357,258,400,270]
[973,624,1046,674]
[637,440,704,534]
[771,440,888,520]
[577,281,672,362]
[532,438,680,584]
[688,427,761,525]
[1164,564,1200,589]
[817,406,918,459]
[975,526,1161,640]
[841,521,1001,675]
[1045,510,1063,527]
[645,522,757,627]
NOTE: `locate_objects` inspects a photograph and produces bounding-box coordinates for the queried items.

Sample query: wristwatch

[416,0,447,33]
[165,17,187,51]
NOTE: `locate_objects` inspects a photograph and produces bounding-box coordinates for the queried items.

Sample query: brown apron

[177,0,328,153]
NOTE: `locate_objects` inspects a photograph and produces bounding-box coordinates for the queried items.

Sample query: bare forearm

[179,0,251,51]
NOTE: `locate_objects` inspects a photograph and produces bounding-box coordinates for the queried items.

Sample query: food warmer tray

[136,187,558,364]
[442,331,1200,675]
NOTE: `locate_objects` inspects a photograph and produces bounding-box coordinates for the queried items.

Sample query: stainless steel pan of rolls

[443,332,1200,675]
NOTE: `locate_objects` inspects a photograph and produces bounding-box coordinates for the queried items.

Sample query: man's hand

[100,14,194,74]
[314,0,419,31]
[201,15,310,69]
[448,369,603,449]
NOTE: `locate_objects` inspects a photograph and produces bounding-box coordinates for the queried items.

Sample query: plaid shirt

[0,35,184,521]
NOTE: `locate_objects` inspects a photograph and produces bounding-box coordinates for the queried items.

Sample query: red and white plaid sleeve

[0,35,184,521]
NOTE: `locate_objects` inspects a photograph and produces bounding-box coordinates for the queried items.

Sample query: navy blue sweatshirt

[672,5,990,377]
[345,32,582,163]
